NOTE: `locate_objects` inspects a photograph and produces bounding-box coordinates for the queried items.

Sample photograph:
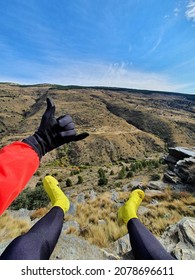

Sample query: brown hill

[0,83,195,166]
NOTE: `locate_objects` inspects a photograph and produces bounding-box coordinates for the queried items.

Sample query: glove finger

[58,130,76,138]
[43,97,56,119]
[74,132,89,141]
[64,122,75,130]
[57,115,73,127]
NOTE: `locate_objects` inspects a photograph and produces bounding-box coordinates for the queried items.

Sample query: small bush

[98,177,108,186]
[150,174,161,181]
[98,168,106,178]
[110,170,114,175]
[77,175,83,184]
[98,168,108,186]
[10,184,50,210]
[66,178,72,187]
[126,171,134,178]
[118,166,126,179]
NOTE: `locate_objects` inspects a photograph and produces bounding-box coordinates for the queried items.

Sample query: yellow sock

[118,189,145,224]
[43,175,70,215]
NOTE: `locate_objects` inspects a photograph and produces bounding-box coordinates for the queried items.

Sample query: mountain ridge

[0,82,195,166]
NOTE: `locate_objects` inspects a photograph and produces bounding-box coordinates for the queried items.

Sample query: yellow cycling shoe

[118,189,145,224]
[43,175,70,215]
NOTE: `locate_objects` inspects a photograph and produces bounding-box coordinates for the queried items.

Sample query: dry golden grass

[30,207,50,220]
[139,191,195,236]
[66,192,127,247]
[0,212,30,242]
[0,187,194,249]
[62,187,195,247]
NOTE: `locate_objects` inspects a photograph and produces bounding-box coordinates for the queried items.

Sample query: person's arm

[0,141,39,215]
[0,97,89,215]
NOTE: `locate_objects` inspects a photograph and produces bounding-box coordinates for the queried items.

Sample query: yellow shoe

[118,189,145,224]
[43,175,70,215]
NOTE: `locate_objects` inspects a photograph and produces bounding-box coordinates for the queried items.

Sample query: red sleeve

[0,141,40,215]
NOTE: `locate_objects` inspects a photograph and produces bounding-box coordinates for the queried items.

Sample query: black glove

[23,97,89,158]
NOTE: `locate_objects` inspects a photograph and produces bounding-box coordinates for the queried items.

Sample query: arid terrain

[1,83,195,162]
[0,83,195,258]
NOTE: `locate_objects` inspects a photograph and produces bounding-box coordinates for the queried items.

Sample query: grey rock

[67,202,77,216]
[107,234,135,260]
[159,217,195,260]
[7,209,32,224]
[98,219,106,225]
[148,180,167,190]
[89,190,97,200]
[168,147,195,160]
[122,184,130,191]
[163,172,181,184]
[76,193,85,204]
[63,220,80,233]
[177,217,195,248]
[110,190,119,202]
[138,206,149,216]
[145,189,164,197]
[51,234,107,260]
[174,157,195,184]
[164,146,195,187]
[0,240,13,255]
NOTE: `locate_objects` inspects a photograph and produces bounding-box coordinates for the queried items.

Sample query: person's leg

[0,175,70,260]
[118,189,175,260]
[0,206,64,260]
[127,218,175,260]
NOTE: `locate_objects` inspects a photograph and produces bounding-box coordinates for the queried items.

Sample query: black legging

[127,218,175,260]
[0,209,175,260]
[0,207,64,260]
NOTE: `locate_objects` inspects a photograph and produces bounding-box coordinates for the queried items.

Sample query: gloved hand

[23,97,89,158]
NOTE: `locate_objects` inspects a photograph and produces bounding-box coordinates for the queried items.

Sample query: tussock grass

[67,192,127,247]
[30,207,49,220]
[0,212,30,242]
[139,192,195,236]
[65,187,195,247]
[1,187,195,249]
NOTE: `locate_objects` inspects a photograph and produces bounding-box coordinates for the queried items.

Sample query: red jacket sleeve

[0,141,40,215]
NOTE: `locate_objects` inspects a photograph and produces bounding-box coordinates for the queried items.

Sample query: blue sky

[0,0,195,94]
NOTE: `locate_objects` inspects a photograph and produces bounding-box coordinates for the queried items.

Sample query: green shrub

[126,171,134,178]
[98,168,108,186]
[98,168,106,178]
[150,174,161,181]
[110,170,114,175]
[98,177,108,186]
[118,166,126,179]
[10,183,50,210]
[77,175,83,184]
[66,178,72,187]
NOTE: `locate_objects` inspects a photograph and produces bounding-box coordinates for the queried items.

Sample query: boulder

[51,234,108,260]
[174,157,195,184]
[159,217,195,260]
[164,146,195,188]
[147,180,167,190]
[168,147,195,160]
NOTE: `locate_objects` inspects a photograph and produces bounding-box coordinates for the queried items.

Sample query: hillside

[0,83,195,166]
[0,83,195,259]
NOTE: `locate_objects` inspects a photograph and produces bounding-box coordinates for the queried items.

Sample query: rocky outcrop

[164,147,195,189]
[159,217,195,260]
[175,157,195,184]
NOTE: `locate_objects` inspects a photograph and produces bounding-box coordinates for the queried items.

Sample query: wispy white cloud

[185,0,195,22]
[147,34,163,55]
[174,7,180,17]
[1,58,185,93]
